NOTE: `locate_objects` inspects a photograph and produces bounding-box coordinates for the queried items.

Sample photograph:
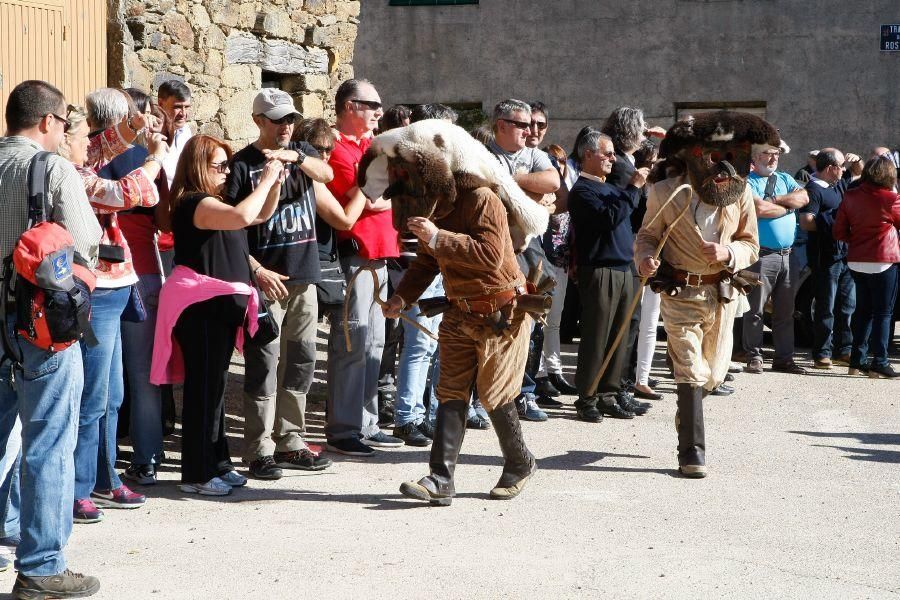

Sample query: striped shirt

[0,135,101,268]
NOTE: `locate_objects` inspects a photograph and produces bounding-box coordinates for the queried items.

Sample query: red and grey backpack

[0,151,97,363]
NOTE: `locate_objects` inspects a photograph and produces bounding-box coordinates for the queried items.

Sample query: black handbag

[246,270,280,347]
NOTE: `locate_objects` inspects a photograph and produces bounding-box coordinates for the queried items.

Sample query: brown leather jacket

[395,180,525,305]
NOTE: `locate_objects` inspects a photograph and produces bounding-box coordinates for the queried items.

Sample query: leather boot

[399,400,467,506]
[487,401,537,499]
[675,383,706,478]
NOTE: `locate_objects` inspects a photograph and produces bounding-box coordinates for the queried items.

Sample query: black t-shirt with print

[225,141,321,284]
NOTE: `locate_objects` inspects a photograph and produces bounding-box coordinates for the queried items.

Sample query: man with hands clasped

[224,89,339,479]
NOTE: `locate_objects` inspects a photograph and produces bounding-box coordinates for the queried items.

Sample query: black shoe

[848,362,871,376]
[362,431,404,448]
[868,363,900,379]
[13,570,101,598]
[535,394,564,408]
[598,396,635,419]
[326,437,375,457]
[274,448,333,471]
[575,397,603,423]
[248,455,284,479]
[633,386,663,401]
[533,376,560,398]
[616,391,649,415]
[724,373,735,382]
[547,373,578,395]
[647,377,659,389]
[711,384,734,396]
[771,361,807,375]
[394,422,432,447]
[466,414,490,429]
[417,420,435,439]
[377,389,395,426]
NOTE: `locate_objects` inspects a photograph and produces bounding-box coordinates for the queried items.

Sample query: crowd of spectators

[0,75,897,598]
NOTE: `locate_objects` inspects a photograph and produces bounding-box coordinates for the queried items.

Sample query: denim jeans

[850,265,899,368]
[75,286,130,499]
[0,405,21,539]
[121,274,163,465]
[394,277,443,427]
[0,322,83,575]
[326,256,386,441]
[812,259,856,360]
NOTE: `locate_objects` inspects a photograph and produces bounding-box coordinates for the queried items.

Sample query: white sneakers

[179,477,231,496]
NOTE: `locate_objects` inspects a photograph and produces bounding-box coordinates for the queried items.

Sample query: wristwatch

[295,150,307,165]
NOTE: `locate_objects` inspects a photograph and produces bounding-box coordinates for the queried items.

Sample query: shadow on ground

[789,431,900,464]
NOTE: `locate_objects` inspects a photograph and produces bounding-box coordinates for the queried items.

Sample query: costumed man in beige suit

[635,111,780,478]
[358,119,551,505]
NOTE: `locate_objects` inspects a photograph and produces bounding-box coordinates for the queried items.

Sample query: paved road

[1,335,898,599]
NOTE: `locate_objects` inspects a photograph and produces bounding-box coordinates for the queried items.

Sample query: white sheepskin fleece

[360,119,549,251]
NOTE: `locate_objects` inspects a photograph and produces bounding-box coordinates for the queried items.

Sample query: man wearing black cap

[224,88,335,479]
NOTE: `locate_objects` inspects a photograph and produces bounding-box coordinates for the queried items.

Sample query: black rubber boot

[399,400,467,506]
[675,383,706,478]
[487,401,537,499]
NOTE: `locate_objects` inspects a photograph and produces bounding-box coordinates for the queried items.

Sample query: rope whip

[585,183,694,396]
[343,264,439,352]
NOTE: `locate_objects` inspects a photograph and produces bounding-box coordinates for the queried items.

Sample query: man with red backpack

[0,80,102,598]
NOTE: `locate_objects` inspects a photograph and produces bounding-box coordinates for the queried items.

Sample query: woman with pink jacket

[153,135,283,496]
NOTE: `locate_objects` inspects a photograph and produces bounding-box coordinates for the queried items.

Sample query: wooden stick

[343,264,439,352]
[585,184,694,396]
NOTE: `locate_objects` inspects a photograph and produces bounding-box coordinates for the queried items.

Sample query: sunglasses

[596,150,616,159]
[351,99,383,111]
[313,144,334,155]
[530,120,548,131]
[48,112,71,132]
[209,161,229,174]
[500,118,531,131]
[263,114,297,126]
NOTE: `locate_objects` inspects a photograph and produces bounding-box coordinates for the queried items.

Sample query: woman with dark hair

[378,104,411,133]
[151,135,285,495]
[834,156,900,378]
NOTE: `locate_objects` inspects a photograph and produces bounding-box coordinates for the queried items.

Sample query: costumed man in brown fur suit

[635,111,778,478]
[358,119,551,505]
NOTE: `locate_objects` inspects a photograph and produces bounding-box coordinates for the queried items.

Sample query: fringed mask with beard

[383,153,455,233]
[681,140,753,207]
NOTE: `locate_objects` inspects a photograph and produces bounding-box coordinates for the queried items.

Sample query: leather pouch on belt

[731,269,762,296]
[648,263,683,297]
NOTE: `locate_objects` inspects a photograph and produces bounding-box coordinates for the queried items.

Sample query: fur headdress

[659,111,781,158]
[357,119,549,251]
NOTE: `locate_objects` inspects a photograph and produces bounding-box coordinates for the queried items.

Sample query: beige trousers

[659,285,738,391]
[436,308,532,412]
[242,283,318,461]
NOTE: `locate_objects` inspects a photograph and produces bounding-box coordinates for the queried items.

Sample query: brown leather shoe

[772,361,807,375]
[813,357,833,369]
[833,354,852,367]
[744,358,763,374]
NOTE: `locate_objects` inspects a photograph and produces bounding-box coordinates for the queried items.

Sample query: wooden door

[0,0,106,133]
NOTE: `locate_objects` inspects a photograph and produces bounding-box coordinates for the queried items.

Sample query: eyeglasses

[351,99,383,111]
[500,118,531,131]
[595,150,616,159]
[312,145,334,155]
[209,161,229,174]
[263,114,297,126]
[761,151,780,158]
[48,113,70,132]
[530,120,548,131]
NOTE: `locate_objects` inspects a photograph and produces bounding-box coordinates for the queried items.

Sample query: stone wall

[108,0,360,147]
